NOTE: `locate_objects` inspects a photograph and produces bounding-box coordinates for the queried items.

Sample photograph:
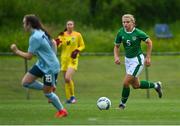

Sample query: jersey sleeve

[77,33,85,51]
[28,37,40,54]
[139,30,149,42]
[114,32,122,45]
[56,36,63,48]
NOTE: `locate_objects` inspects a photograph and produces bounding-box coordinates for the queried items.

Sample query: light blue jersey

[28,29,60,74]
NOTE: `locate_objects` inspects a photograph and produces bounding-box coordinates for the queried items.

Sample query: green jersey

[115,27,149,58]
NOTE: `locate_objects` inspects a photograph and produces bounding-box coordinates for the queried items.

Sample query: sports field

[0,55,180,125]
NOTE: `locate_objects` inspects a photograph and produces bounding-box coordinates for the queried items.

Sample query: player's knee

[64,77,71,83]
[123,83,130,88]
[43,86,52,94]
[21,78,31,87]
[21,78,25,85]
[44,92,53,99]
[22,78,35,88]
[22,82,30,88]
[132,85,140,89]
[21,80,34,88]
[21,79,27,87]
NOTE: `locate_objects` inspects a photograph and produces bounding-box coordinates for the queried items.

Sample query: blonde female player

[55,20,85,104]
[10,14,67,117]
[114,14,162,109]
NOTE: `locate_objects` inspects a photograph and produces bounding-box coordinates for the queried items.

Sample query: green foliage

[81,27,115,52]
[0,0,180,29]
[0,26,29,52]
[87,0,180,29]
[1,21,180,52]
[0,0,180,52]
[0,0,89,27]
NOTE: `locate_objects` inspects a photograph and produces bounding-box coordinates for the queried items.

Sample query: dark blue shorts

[29,65,58,86]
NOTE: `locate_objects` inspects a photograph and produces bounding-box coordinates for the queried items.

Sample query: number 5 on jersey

[126,40,131,46]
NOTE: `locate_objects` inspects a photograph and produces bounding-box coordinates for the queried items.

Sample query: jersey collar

[124,27,135,34]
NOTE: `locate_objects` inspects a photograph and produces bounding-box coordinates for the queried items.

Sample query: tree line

[0,0,179,29]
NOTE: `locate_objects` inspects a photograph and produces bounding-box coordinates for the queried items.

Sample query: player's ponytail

[24,14,51,39]
[58,28,67,36]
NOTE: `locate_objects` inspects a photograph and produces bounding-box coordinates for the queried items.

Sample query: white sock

[154,83,158,89]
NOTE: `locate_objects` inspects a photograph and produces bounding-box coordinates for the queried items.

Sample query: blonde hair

[122,14,136,24]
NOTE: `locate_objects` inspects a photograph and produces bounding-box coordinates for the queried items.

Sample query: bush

[0,0,180,52]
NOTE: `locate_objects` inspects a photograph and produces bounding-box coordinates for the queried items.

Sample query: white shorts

[125,54,144,77]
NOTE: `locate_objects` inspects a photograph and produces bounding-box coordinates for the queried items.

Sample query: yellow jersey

[57,31,85,58]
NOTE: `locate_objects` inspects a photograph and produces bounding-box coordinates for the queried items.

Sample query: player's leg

[64,67,76,103]
[128,54,154,89]
[131,77,140,89]
[43,73,67,118]
[61,58,72,101]
[119,56,136,109]
[129,77,158,90]
[139,80,156,89]
[50,74,58,92]
[130,54,162,98]
[119,54,143,109]
[48,74,58,103]
[21,65,44,90]
[64,58,78,103]
[131,77,157,89]
[132,67,157,89]
[63,71,71,101]
[119,74,134,109]
[134,79,162,98]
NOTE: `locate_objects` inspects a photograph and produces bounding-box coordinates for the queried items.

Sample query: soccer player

[10,14,68,117]
[55,20,85,104]
[114,14,162,109]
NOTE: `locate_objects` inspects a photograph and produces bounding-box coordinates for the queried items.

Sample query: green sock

[121,86,130,104]
[140,80,155,89]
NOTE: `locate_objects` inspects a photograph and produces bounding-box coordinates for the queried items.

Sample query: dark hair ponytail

[58,28,67,36]
[24,14,51,39]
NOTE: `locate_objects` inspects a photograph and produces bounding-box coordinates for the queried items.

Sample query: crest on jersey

[132,36,137,41]
[71,37,75,42]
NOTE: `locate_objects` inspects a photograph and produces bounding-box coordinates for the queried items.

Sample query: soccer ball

[97,97,111,110]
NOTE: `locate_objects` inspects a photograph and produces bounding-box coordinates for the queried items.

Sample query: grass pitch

[0,55,180,125]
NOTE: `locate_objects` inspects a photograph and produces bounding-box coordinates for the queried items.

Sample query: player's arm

[54,36,62,47]
[71,33,85,59]
[145,38,152,67]
[77,34,85,51]
[10,44,33,60]
[114,32,121,65]
[114,45,120,65]
[52,39,57,53]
